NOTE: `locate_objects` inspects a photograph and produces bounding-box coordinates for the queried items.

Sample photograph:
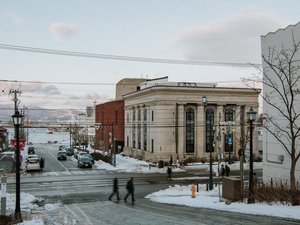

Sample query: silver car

[26,158,41,172]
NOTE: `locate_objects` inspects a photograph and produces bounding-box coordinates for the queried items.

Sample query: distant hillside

[0,104,84,123]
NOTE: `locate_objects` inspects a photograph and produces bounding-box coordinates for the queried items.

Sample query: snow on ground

[2,150,298,224]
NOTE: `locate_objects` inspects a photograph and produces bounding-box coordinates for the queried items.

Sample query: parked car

[57,151,67,160]
[26,158,41,172]
[66,148,74,156]
[78,156,93,168]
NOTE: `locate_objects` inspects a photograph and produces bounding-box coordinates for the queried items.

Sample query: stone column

[196,105,205,158]
[177,104,185,158]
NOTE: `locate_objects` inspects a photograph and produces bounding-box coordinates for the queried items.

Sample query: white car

[26,158,41,172]
[26,154,39,161]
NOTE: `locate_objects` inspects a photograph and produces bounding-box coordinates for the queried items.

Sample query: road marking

[47,150,70,172]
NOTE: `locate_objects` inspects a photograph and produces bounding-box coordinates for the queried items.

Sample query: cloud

[49,22,77,40]
[171,11,288,64]
[3,12,26,25]
[22,83,61,95]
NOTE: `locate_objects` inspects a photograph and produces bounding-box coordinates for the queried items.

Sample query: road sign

[10,138,26,150]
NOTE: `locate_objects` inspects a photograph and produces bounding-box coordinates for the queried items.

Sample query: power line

[0,43,262,68]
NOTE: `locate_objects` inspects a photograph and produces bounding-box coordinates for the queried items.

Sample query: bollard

[1,176,7,215]
[197,183,199,192]
[191,184,196,198]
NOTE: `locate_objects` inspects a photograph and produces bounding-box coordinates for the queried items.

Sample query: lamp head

[12,111,24,126]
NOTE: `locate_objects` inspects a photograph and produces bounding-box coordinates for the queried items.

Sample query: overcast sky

[0,0,299,112]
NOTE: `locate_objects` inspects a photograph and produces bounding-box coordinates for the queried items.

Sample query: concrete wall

[261,22,300,185]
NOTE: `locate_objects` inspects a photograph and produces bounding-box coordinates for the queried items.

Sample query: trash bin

[158,160,164,168]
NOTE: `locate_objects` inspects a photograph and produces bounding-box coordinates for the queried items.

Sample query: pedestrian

[40,157,45,169]
[169,155,173,167]
[176,157,180,168]
[109,178,120,201]
[225,164,230,177]
[124,177,135,204]
[167,166,172,180]
[220,164,225,177]
[253,173,258,187]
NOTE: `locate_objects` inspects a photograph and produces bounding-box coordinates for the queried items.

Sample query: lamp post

[247,106,256,204]
[12,111,24,222]
[202,96,213,190]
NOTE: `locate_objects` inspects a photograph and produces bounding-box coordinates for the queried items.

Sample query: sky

[2,149,299,224]
[1,0,300,113]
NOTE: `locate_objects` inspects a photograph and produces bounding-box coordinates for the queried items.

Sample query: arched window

[206,108,214,153]
[186,108,195,153]
[224,107,234,153]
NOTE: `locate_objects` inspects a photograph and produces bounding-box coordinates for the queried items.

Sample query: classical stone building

[123,78,260,163]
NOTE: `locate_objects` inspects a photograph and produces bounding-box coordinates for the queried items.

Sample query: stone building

[122,78,260,163]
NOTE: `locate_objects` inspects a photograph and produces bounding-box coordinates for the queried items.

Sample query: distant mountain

[0,104,84,123]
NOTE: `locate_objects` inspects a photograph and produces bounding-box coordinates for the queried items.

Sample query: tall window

[206,108,214,153]
[186,108,195,153]
[224,108,234,153]
[138,108,141,121]
[151,110,154,121]
[137,124,141,149]
[151,139,154,153]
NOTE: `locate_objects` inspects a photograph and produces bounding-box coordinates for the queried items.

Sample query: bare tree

[246,32,300,204]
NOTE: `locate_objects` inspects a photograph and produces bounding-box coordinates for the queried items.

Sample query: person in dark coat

[169,155,173,166]
[220,164,225,177]
[109,178,120,201]
[167,166,172,180]
[124,177,135,204]
[225,164,230,177]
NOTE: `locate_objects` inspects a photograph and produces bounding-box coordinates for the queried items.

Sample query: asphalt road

[4,143,299,225]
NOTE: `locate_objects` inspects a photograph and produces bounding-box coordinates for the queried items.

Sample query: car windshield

[58,151,66,155]
[80,157,91,162]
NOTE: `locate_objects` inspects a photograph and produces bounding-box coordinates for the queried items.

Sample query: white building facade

[261,23,300,185]
[123,80,260,163]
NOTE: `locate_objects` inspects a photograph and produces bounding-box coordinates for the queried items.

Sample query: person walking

[225,164,230,177]
[109,178,120,201]
[167,166,172,180]
[169,155,173,167]
[220,164,225,177]
[124,177,135,204]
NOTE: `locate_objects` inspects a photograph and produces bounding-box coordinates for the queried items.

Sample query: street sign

[10,138,26,150]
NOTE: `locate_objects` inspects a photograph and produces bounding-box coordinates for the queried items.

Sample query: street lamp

[247,106,256,204]
[12,110,24,222]
[202,96,213,190]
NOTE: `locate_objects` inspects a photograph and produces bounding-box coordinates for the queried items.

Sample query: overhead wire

[0,43,262,68]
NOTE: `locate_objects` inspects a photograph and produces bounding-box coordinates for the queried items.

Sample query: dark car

[57,151,67,160]
[66,148,74,156]
[28,147,35,155]
[78,156,93,168]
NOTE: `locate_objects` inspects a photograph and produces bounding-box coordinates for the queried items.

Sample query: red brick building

[95,100,124,153]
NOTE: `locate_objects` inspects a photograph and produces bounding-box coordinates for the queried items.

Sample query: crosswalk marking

[22,169,114,177]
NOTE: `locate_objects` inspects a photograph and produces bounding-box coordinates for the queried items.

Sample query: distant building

[261,22,300,185]
[95,100,124,153]
[122,77,260,163]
